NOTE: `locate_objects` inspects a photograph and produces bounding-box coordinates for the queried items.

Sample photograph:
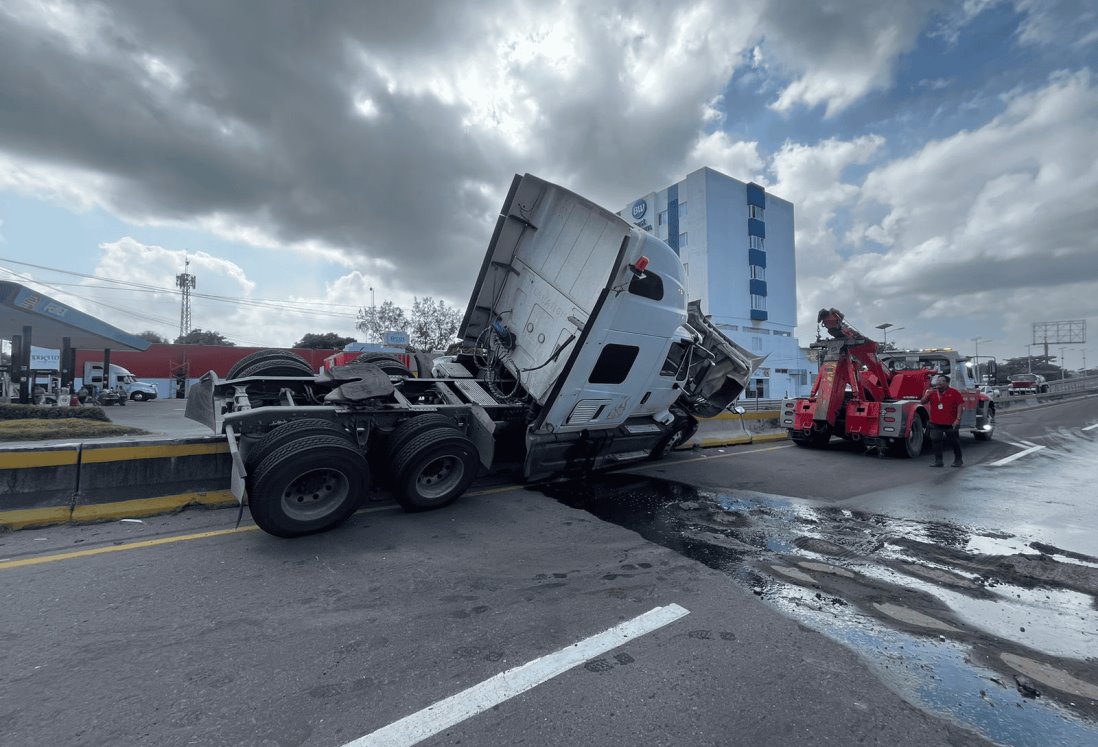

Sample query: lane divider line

[1083,423,1098,432]
[987,445,1047,467]
[0,526,260,571]
[343,603,691,747]
[0,504,402,571]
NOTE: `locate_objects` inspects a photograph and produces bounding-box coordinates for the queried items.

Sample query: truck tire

[391,426,479,512]
[235,357,315,378]
[247,418,353,472]
[228,350,311,379]
[248,434,370,537]
[889,414,925,458]
[383,414,459,463]
[349,353,412,377]
[131,391,147,402]
[649,414,698,459]
[791,425,831,448]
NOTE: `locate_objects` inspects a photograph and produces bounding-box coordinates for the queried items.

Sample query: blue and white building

[620,167,815,398]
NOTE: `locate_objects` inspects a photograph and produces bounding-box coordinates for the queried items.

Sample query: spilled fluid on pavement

[540,474,1098,747]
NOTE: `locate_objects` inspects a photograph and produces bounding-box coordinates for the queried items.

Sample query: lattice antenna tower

[175,253,197,339]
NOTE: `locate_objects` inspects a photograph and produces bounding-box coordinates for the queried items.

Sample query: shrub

[0,403,109,422]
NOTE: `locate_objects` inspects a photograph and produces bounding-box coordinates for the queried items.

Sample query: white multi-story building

[620,167,815,399]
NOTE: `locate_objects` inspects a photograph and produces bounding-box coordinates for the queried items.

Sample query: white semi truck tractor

[186,174,763,537]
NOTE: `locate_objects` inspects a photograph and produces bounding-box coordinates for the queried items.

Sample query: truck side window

[589,344,639,384]
[628,270,663,301]
[661,341,688,378]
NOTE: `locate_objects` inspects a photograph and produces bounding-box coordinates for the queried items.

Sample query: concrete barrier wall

[0,438,234,530]
[0,445,81,529]
[686,410,785,449]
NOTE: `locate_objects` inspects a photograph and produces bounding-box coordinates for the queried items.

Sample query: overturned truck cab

[186,174,762,537]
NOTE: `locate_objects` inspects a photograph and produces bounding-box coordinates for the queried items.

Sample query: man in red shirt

[921,374,965,467]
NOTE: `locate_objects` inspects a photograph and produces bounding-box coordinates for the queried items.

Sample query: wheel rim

[279,467,351,520]
[416,455,465,499]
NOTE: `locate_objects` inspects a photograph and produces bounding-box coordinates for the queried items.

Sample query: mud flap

[184,371,219,431]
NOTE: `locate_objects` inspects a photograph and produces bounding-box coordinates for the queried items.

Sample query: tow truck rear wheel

[248,434,370,537]
[391,426,479,512]
[791,425,831,448]
[228,349,313,379]
[889,414,925,458]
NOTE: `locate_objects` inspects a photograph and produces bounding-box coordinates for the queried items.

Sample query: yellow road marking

[69,491,237,522]
[0,506,73,531]
[0,526,260,571]
[0,449,79,468]
[81,442,228,463]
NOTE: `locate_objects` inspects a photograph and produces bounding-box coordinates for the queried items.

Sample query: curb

[1,437,232,531]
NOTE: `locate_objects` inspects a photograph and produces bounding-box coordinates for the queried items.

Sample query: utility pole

[175,254,197,340]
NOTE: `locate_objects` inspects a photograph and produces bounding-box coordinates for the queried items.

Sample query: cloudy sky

[1,0,1096,368]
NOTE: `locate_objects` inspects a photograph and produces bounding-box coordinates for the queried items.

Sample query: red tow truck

[780,308,996,457]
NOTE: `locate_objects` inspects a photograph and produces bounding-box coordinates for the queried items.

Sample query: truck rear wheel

[247,418,353,473]
[349,353,413,377]
[228,350,312,379]
[391,427,478,512]
[889,415,925,458]
[248,434,370,537]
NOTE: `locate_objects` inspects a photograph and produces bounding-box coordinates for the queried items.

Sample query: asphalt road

[1,397,1096,747]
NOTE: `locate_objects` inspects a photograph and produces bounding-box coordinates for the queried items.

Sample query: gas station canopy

[0,281,150,351]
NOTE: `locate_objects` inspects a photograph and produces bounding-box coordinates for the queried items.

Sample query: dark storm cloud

[0,0,521,298]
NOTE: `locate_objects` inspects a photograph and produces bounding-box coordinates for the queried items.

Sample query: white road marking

[344,603,691,747]
[1019,440,1039,448]
[1007,441,1029,449]
[988,445,1047,467]
[1082,423,1098,432]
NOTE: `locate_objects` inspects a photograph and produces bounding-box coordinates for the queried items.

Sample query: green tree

[293,332,356,349]
[409,297,462,352]
[356,300,409,343]
[135,330,169,344]
[175,329,235,346]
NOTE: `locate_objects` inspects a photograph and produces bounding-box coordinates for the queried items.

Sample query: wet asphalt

[0,395,1095,746]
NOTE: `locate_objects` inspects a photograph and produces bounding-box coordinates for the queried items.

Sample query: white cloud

[797,70,1098,351]
[684,132,764,183]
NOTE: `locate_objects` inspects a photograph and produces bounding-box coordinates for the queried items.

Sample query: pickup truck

[186,174,762,537]
[1007,373,1049,396]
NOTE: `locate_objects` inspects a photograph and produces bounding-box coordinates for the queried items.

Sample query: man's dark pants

[929,423,963,465]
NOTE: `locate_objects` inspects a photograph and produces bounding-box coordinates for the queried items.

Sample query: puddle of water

[854,562,1097,660]
[539,473,1098,742]
[769,583,1098,747]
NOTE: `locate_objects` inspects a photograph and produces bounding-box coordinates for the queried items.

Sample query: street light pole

[971,336,990,383]
[875,322,893,348]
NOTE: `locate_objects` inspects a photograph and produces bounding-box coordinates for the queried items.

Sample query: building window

[683,262,689,274]
[749,235,765,250]
[679,232,688,247]
[679,202,688,218]
[750,265,765,280]
[751,337,763,351]
[751,294,766,311]
[749,205,765,220]
[658,209,668,226]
